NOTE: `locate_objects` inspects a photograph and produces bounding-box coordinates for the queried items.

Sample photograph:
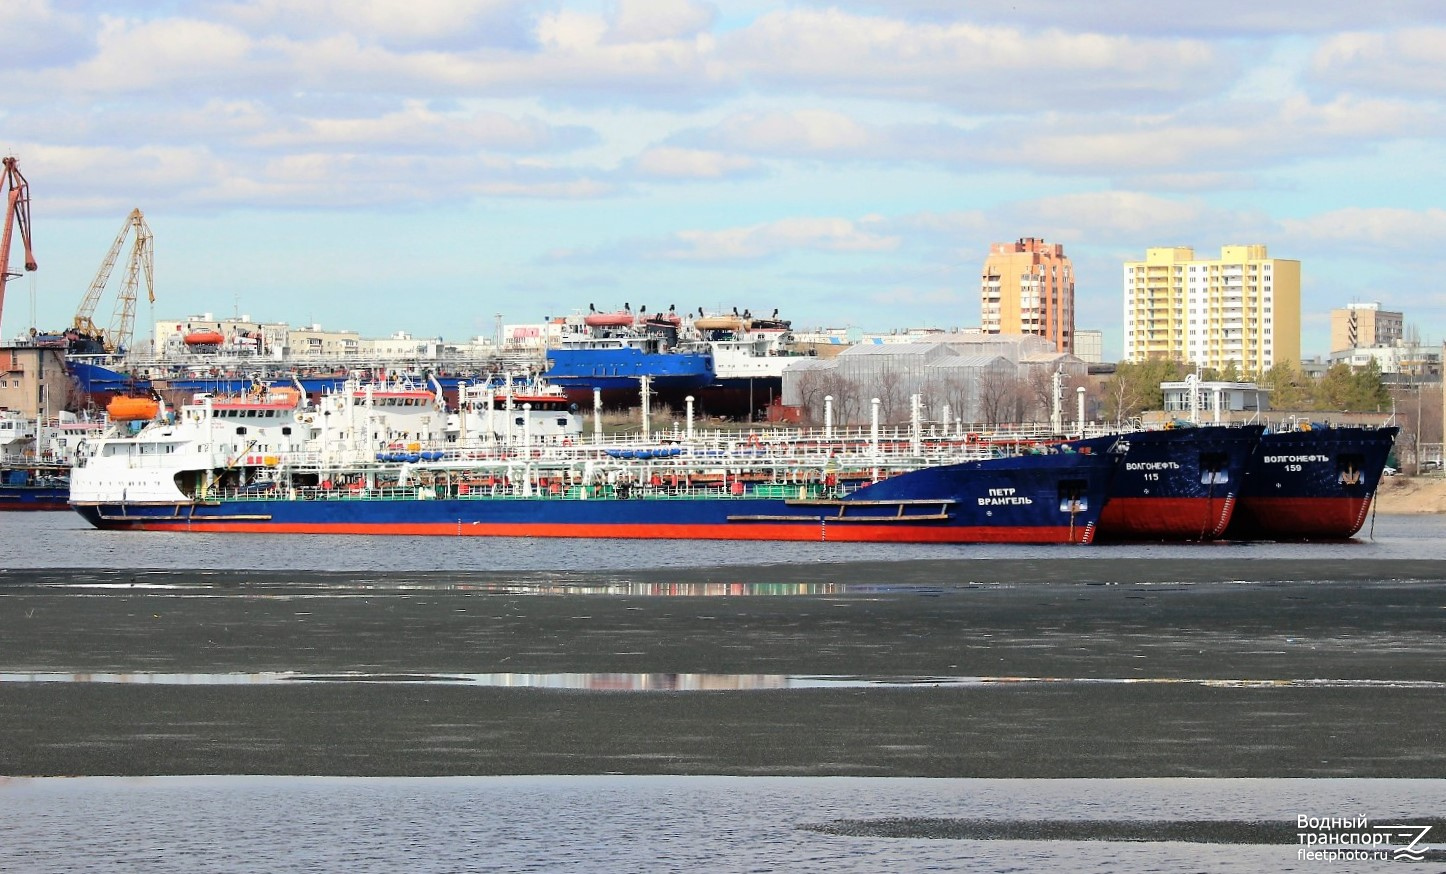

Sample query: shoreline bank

[1373,475,1446,513]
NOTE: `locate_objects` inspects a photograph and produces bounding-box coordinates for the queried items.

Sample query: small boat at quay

[2,409,108,511]
[67,380,1114,543]
[1,458,70,510]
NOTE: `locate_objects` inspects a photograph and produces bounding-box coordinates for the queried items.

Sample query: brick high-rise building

[1123,244,1300,372]
[980,237,1075,354]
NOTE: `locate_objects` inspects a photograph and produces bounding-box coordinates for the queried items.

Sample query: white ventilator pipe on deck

[640,375,651,440]
[364,384,377,450]
[457,381,469,444]
[910,393,921,455]
[1188,373,1200,424]
[1077,387,1086,437]
[523,403,532,455]
[824,395,834,440]
[504,378,515,448]
[870,397,880,475]
[1213,387,1222,424]
[486,383,496,445]
[593,388,602,441]
[685,395,694,441]
[1050,368,1063,434]
[870,398,880,446]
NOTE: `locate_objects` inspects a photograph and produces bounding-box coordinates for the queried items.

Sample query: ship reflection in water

[438,581,853,597]
[6,672,1444,690]
[68,579,855,597]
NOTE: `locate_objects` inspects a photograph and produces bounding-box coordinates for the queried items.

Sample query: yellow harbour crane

[73,208,154,353]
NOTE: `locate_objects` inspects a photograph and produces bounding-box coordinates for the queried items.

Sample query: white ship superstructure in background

[685,309,799,382]
[679,308,807,418]
[0,409,38,458]
[70,376,586,505]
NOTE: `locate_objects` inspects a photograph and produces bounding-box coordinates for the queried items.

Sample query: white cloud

[606,0,717,44]
[678,94,1442,181]
[214,0,533,50]
[798,0,1446,38]
[12,4,1245,115]
[703,109,877,155]
[719,8,1233,111]
[632,147,758,179]
[47,15,256,94]
[246,102,591,153]
[1278,207,1446,253]
[0,0,93,71]
[1004,192,1239,243]
[1312,28,1446,98]
[8,3,1446,355]
[16,140,616,215]
[661,216,900,260]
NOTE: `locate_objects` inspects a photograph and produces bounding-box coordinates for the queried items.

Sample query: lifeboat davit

[583,311,635,328]
[184,330,225,345]
[749,318,790,331]
[107,396,160,422]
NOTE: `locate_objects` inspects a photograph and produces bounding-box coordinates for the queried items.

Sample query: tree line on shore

[1102,358,1394,422]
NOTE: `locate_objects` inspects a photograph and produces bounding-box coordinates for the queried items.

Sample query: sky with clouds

[3,0,1445,360]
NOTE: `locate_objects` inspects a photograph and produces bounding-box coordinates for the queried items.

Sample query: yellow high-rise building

[1123,244,1300,372]
[980,237,1074,354]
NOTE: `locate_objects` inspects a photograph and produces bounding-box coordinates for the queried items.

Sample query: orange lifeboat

[107,396,160,421]
[583,311,634,328]
[695,315,745,332]
[268,386,303,407]
[184,330,225,345]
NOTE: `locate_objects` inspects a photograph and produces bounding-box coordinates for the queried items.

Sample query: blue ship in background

[543,305,715,409]
[67,356,497,410]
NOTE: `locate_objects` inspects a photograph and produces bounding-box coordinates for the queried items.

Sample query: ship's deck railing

[281,443,1009,477]
[223,433,1105,502]
[307,422,1069,465]
[122,349,543,377]
[206,479,869,503]
[2,450,72,470]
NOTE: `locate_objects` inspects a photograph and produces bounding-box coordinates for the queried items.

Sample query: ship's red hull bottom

[1096,496,1236,541]
[0,500,70,511]
[1226,495,1375,540]
[84,519,1098,544]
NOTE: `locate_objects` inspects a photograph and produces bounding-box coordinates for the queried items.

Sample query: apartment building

[1123,244,1300,372]
[1330,301,1403,353]
[981,237,1075,354]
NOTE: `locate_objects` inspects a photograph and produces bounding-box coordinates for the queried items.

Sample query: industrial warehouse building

[781,334,1085,426]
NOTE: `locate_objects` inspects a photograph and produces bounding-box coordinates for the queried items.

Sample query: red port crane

[0,155,38,338]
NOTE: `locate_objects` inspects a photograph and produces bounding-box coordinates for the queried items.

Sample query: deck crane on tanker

[0,156,39,339]
[73,208,154,354]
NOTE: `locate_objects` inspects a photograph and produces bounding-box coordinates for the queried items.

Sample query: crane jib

[0,155,39,336]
